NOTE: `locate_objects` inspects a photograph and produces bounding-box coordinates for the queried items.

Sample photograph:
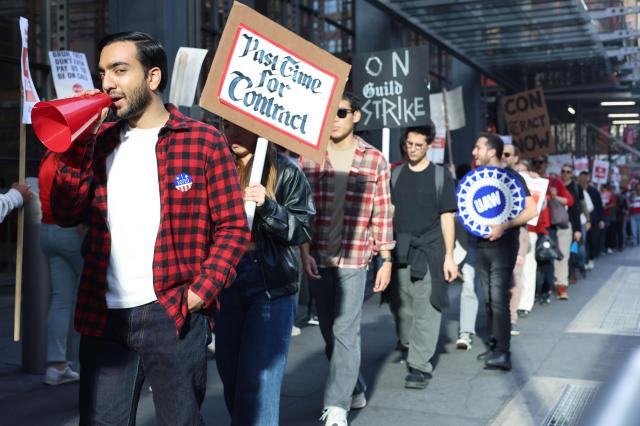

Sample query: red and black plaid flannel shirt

[51,104,249,336]
[302,135,395,268]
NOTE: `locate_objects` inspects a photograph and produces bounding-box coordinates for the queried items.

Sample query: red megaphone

[31,93,112,153]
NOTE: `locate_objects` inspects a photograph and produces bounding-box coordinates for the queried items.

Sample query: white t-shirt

[105,125,161,308]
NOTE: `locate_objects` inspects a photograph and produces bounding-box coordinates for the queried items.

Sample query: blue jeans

[630,214,640,246]
[79,302,210,425]
[215,252,295,426]
[40,223,83,363]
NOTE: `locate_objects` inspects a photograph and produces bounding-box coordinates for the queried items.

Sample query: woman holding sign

[215,121,315,426]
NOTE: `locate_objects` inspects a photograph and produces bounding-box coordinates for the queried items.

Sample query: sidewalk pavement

[1,246,639,425]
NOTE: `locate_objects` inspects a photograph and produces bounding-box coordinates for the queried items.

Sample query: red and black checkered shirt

[51,105,249,336]
[302,135,395,268]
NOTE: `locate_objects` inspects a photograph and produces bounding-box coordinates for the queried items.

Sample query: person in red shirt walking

[531,156,574,300]
[51,32,249,424]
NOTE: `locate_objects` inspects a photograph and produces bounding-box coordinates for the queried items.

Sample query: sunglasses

[336,108,354,119]
[561,169,573,174]
[532,160,546,165]
[502,152,512,158]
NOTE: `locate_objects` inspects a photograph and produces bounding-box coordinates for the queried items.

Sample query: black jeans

[536,260,555,295]
[79,302,210,425]
[476,237,518,354]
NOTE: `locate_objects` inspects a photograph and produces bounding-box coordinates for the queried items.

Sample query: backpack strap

[435,164,444,209]
[391,163,406,190]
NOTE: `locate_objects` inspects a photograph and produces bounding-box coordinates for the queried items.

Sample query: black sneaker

[404,367,431,389]
[477,348,494,361]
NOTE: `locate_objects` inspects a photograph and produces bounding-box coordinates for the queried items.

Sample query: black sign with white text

[353,46,429,131]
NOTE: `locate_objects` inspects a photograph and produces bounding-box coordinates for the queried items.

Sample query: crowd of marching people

[3,30,640,426]
[454,145,640,354]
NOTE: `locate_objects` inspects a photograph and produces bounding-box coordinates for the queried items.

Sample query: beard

[113,80,152,120]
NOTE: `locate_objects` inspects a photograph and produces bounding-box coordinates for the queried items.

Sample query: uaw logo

[456,166,525,237]
[174,173,193,192]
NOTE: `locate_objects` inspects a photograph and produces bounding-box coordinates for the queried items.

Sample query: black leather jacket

[252,154,315,298]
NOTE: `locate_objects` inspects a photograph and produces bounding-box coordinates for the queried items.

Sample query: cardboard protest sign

[19,17,40,124]
[521,172,549,226]
[592,159,609,185]
[456,166,527,237]
[502,87,555,159]
[573,157,589,176]
[169,47,208,107]
[430,87,465,132]
[200,2,350,164]
[427,128,445,164]
[353,46,429,130]
[499,135,512,145]
[48,51,94,98]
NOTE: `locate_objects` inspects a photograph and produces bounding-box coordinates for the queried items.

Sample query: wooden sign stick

[14,95,26,342]
[244,137,269,229]
[443,87,455,173]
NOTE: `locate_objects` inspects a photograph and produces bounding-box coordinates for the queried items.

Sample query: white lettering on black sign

[353,46,429,130]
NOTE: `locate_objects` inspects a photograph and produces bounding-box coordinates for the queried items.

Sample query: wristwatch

[381,256,393,263]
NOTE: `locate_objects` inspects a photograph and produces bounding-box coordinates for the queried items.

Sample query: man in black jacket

[561,163,584,282]
[579,171,604,266]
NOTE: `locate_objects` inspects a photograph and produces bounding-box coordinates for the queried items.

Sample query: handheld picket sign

[456,166,526,237]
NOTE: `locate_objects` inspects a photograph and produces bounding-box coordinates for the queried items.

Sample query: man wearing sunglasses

[501,144,529,337]
[301,93,394,426]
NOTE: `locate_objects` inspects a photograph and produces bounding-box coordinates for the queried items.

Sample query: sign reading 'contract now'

[502,87,556,159]
[201,2,351,163]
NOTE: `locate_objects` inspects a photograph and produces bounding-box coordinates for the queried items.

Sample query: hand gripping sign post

[456,167,527,238]
[200,2,350,228]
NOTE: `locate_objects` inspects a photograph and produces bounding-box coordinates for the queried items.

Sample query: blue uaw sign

[456,166,526,237]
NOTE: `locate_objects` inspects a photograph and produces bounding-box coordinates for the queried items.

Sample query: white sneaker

[456,332,473,351]
[207,336,216,355]
[586,261,595,270]
[43,365,79,385]
[350,392,367,409]
[291,326,302,337]
[320,406,348,426]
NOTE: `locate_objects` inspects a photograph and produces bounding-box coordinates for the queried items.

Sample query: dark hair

[342,91,361,111]
[477,132,504,159]
[402,119,436,144]
[97,32,168,92]
[579,171,590,177]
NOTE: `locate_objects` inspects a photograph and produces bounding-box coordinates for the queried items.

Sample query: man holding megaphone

[45,32,250,424]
